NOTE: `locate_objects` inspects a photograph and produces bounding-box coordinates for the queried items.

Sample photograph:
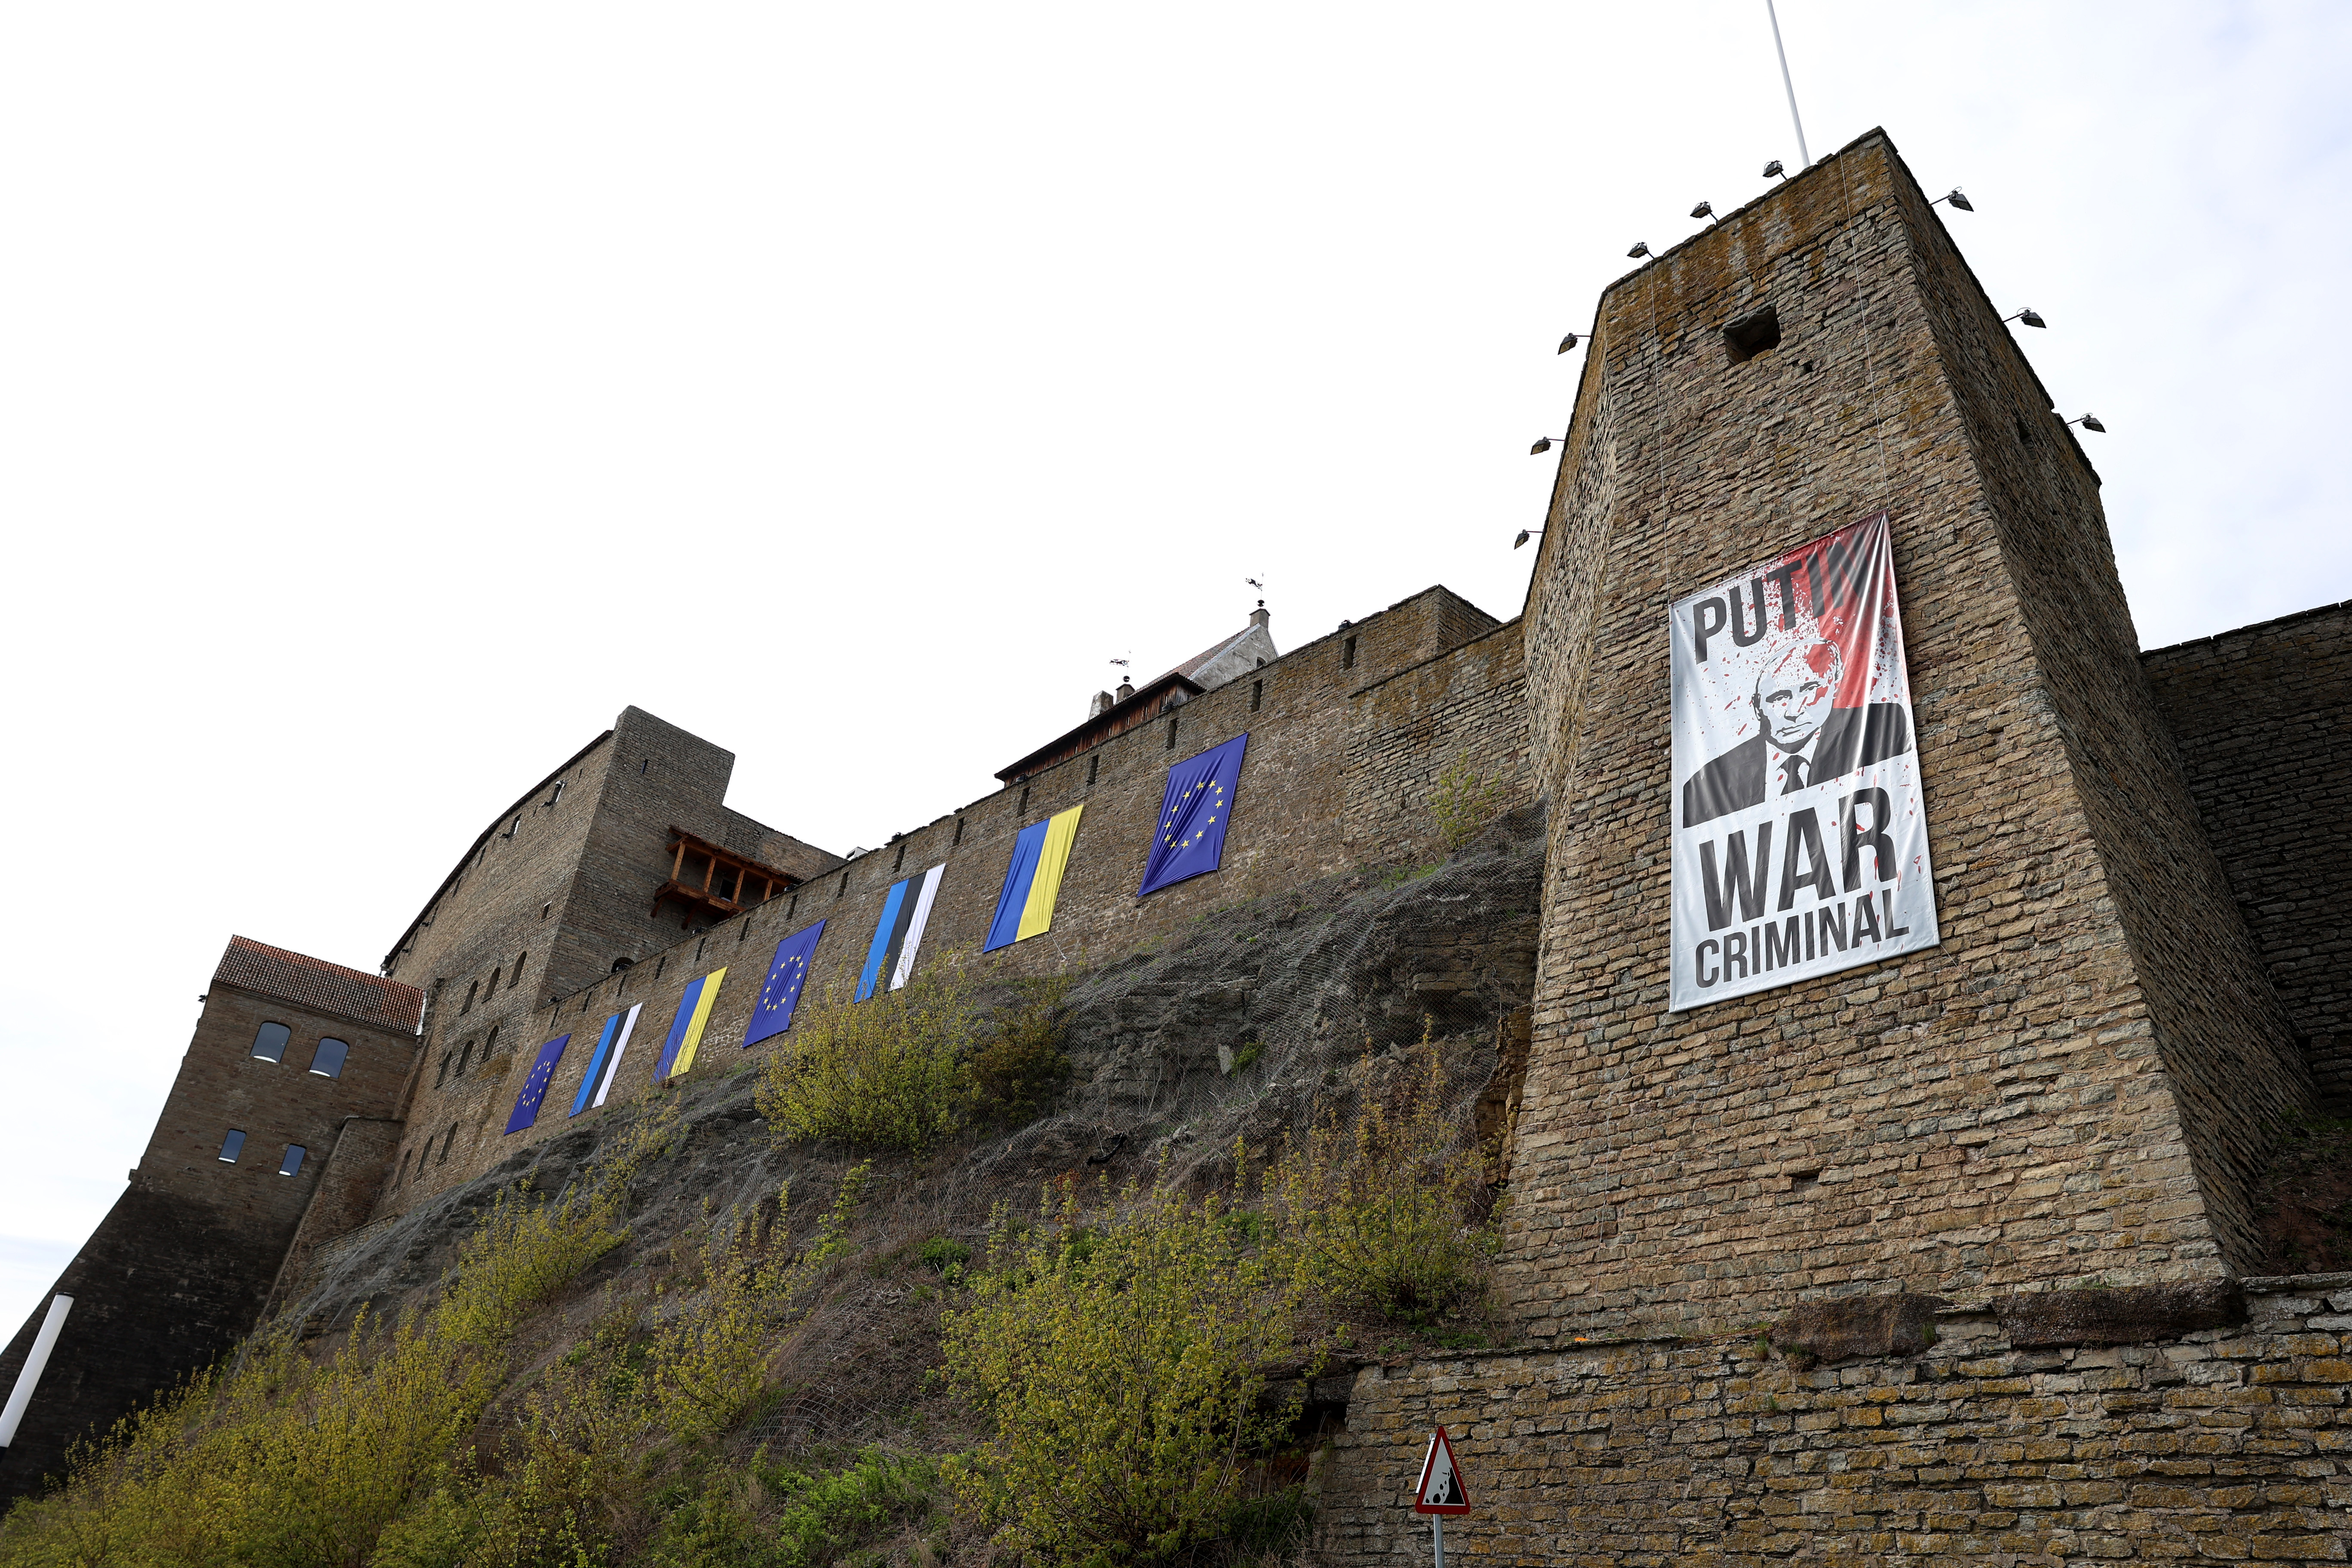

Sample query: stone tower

[1507,128,2312,1341]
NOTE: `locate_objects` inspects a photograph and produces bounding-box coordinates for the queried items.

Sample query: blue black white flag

[1139,734,1249,896]
[745,921,827,1047]
[857,865,943,1001]
[506,1034,571,1134]
[569,1004,642,1117]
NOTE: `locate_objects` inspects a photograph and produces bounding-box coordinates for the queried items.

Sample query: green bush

[643,1447,936,1568]
[967,984,1072,1126]
[1428,751,1503,851]
[756,965,982,1153]
[941,1182,1311,1567]
[917,1237,972,1278]
[1265,1044,1500,1322]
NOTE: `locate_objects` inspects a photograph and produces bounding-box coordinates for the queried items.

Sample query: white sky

[4,2,2347,1342]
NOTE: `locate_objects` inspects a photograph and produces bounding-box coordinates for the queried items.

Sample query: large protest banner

[1669,512,1939,1009]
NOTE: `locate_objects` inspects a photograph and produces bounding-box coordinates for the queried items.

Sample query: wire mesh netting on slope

[275,805,1546,1455]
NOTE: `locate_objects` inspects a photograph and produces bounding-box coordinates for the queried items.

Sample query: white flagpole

[1764,0,1811,167]
[0,1295,76,1451]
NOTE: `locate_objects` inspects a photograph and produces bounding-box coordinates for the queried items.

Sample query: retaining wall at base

[1319,1276,2352,1565]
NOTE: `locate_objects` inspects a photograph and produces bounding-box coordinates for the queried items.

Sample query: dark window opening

[511,956,524,986]
[1250,679,1263,713]
[461,981,478,1015]
[655,956,667,980]
[1018,785,1031,816]
[455,1041,473,1078]
[1164,717,1179,748]
[435,1052,452,1088]
[541,903,551,920]
[279,1145,307,1178]
[1724,305,1781,363]
[1087,754,1099,786]
[2013,412,2037,446]
[437,1124,458,1164]
[251,1022,291,1063]
[837,874,848,900]
[487,967,501,994]
[1255,657,1265,668]
[695,937,707,962]
[485,1025,499,1055]
[309,1038,349,1078]
[219,1129,246,1163]
[396,1149,413,1187]
[550,780,565,806]
[611,957,633,975]
[738,917,750,943]
[1341,636,1357,671]
[952,817,965,847]
[788,892,800,917]
[892,842,906,873]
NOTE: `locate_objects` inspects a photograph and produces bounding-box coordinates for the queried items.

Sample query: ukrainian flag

[652,968,726,1081]
[984,804,1084,952]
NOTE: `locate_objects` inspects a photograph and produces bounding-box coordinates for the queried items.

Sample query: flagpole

[1764,0,1811,166]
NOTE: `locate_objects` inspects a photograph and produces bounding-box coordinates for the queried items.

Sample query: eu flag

[506,1034,571,1134]
[1139,733,1249,897]
[745,921,827,1048]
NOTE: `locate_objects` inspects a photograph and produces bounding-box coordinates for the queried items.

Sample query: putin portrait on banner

[1679,641,1910,829]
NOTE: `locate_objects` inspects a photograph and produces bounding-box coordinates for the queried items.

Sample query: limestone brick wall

[1343,622,1531,866]
[2144,602,2352,1111]
[377,588,1523,1209]
[1503,129,2302,1345]
[1319,1276,2352,1566]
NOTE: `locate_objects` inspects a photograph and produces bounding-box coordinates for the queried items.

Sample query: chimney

[1250,599,1269,631]
[1088,690,1115,718]
[1116,677,1135,704]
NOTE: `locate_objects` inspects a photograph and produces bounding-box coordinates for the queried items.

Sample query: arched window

[455,1041,473,1078]
[309,1038,349,1078]
[278,1145,307,1177]
[251,1023,291,1063]
[462,980,479,1014]
[218,1129,246,1163]
[435,1052,452,1088]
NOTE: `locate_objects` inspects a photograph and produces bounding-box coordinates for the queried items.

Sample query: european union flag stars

[745,921,827,1048]
[506,1034,572,1134]
[1138,733,1249,897]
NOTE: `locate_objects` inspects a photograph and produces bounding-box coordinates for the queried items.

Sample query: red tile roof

[213,936,426,1033]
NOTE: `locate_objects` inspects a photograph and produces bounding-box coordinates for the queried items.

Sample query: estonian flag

[652,968,727,1082]
[744,921,827,1048]
[858,865,944,1001]
[984,805,1084,953]
[506,1034,571,1134]
[1139,733,1249,897]
[569,1004,643,1117]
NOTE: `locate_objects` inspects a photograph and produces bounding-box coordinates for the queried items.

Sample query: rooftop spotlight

[1529,432,1568,455]
[1556,325,1596,353]
[1690,200,1715,220]
[1763,160,1786,179]
[1932,187,1973,212]
[2066,413,2107,433]
[1514,528,1546,549]
[2003,308,2047,329]
[1627,241,1651,260]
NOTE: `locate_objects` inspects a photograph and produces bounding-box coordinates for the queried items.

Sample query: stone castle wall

[1499,131,2311,1349]
[381,588,1522,1208]
[1319,1276,2352,1566]
[2144,601,2352,1112]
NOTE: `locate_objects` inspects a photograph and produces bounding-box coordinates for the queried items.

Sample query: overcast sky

[3,2,2346,1342]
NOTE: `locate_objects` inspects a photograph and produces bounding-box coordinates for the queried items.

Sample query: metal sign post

[1412,1424,1471,1568]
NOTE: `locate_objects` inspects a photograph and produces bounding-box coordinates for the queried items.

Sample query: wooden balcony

[653,829,802,926]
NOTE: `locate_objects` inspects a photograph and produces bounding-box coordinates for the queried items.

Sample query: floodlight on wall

[1690,200,1715,221]
[2066,413,2107,433]
[1556,326,1596,354]
[1514,528,1546,549]
[1763,160,1786,179]
[1626,241,1651,260]
[1529,432,1569,455]
[1932,187,1973,212]
[2003,308,2047,329]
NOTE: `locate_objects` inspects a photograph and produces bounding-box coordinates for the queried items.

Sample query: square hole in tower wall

[1724,306,1781,364]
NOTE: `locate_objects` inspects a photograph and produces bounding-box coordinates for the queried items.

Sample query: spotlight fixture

[1627,241,1651,260]
[2066,413,2107,433]
[1529,432,1569,455]
[1514,528,1546,549]
[1556,326,1596,354]
[1932,187,1973,212]
[2003,308,2047,329]
[1690,200,1714,220]
[1763,160,1786,179]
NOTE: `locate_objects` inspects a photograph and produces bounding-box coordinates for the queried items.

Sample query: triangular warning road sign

[1413,1424,1471,1514]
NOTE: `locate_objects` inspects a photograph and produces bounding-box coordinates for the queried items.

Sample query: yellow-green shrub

[1428,751,1503,851]
[1264,1044,1499,1321]
[756,965,981,1152]
[940,1182,1310,1567]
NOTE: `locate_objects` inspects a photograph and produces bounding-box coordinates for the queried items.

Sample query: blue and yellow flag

[744,922,827,1048]
[984,805,1084,952]
[506,1034,571,1134]
[1139,734,1249,896]
[652,968,726,1082]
